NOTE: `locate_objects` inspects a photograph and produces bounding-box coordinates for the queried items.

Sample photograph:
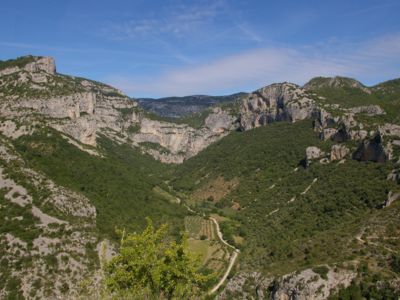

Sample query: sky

[1,0,400,98]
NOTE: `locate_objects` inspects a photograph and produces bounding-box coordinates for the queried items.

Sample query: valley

[0,55,400,299]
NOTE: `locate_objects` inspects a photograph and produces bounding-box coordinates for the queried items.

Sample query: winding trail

[185,202,240,295]
[209,217,240,295]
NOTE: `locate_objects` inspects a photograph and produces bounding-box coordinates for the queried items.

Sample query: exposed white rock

[379,123,400,137]
[349,129,368,141]
[270,268,356,300]
[0,120,34,139]
[330,144,350,161]
[204,107,236,133]
[134,113,233,163]
[25,56,56,74]
[219,267,356,300]
[0,168,32,206]
[306,146,323,160]
[387,169,399,182]
[348,105,385,115]
[384,191,400,208]
[0,56,56,76]
[321,128,337,140]
[239,83,316,130]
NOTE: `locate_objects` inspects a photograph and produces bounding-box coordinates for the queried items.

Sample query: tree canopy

[104,219,212,299]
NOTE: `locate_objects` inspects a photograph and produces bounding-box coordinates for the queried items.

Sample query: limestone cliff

[239,83,316,130]
[0,56,237,163]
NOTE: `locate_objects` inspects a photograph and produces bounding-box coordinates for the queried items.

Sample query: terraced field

[184,216,215,240]
[184,215,230,277]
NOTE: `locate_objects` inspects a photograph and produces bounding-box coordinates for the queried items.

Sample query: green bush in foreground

[104,219,212,299]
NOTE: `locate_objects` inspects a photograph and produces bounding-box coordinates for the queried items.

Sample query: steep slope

[0,134,98,299]
[171,77,400,298]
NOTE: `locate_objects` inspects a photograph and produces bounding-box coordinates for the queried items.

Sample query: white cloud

[102,0,224,40]
[107,33,400,97]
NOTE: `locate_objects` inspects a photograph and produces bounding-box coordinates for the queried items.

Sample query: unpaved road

[209,217,240,295]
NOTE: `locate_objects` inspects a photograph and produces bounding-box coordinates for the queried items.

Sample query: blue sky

[1,0,400,97]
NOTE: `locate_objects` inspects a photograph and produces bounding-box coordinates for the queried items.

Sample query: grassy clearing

[152,186,180,204]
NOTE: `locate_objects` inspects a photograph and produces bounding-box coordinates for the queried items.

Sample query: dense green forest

[13,128,185,238]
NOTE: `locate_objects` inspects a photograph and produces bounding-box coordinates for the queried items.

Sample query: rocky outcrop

[379,123,400,137]
[353,132,388,162]
[0,56,56,76]
[239,83,316,130]
[348,105,385,116]
[384,191,400,208]
[306,146,323,160]
[330,144,350,161]
[313,108,335,132]
[219,268,356,300]
[269,268,356,300]
[25,56,56,75]
[349,129,368,141]
[387,169,399,182]
[133,108,235,163]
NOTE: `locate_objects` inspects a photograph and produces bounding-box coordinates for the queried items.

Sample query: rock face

[25,56,56,75]
[219,268,356,300]
[269,268,356,300]
[133,108,236,163]
[0,56,238,163]
[353,133,388,162]
[204,107,236,133]
[0,56,56,76]
[239,83,316,130]
[330,144,350,161]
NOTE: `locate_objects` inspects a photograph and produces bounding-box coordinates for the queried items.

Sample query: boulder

[349,130,368,141]
[306,146,323,160]
[330,145,350,161]
[320,128,337,141]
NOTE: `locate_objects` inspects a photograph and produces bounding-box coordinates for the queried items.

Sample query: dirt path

[209,249,239,294]
[184,203,240,295]
[209,217,240,294]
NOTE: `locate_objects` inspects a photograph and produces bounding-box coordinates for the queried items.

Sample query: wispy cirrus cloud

[107,33,400,97]
[101,0,225,40]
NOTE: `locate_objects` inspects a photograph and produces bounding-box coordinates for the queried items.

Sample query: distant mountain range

[137,93,247,118]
